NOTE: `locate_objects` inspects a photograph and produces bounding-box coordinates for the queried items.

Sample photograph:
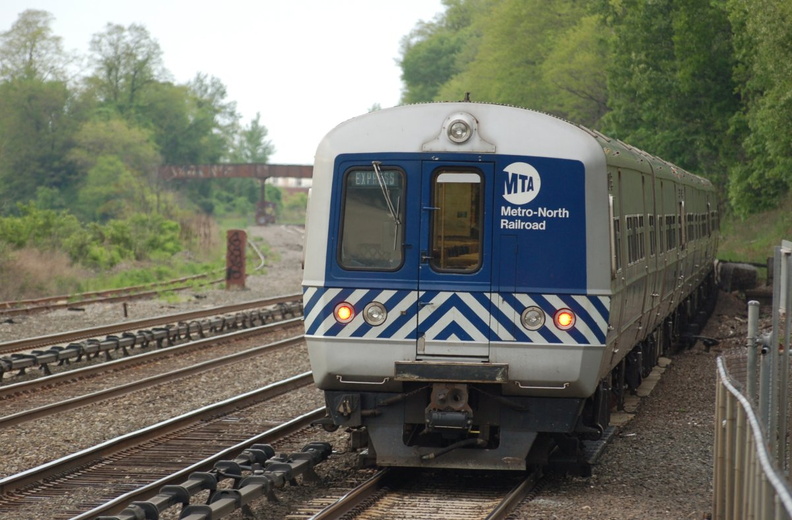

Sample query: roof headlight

[363,301,388,326]
[521,306,545,331]
[448,119,472,143]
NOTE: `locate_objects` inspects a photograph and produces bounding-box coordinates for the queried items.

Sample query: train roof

[315,102,714,190]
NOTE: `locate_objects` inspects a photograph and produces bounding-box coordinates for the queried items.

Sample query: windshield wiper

[372,161,401,226]
[372,161,401,251]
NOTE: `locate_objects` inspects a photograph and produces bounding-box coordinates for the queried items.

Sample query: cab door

[416,161,494,358]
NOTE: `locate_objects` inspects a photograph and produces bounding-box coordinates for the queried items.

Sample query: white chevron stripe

[490,294,516,341]
[302,286,316,328]
[421,293,489,342]
[304,287,340,331]
[571,294,609,340]
[459,292,490,321]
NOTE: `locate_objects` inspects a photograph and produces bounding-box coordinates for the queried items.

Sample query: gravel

[0,224,760,519]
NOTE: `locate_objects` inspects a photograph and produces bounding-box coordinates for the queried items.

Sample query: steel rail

[308,469,393,519]
[3,282,224,317]
[306,468,540,520]
[0,292,300,355]
[76,407,327,520]
[0,317,302,400]
[484,470,542,519]
[0,371,315,496]
[0,272,218,312]
[0,333,305,427]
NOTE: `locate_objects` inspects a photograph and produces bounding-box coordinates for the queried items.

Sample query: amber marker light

[334,302,355,324]
[554,309,576,330]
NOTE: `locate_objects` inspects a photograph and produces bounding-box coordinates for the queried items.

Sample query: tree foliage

[0,11,278,229]
[229,112,275,163]
[0,9,71,82]
[0,10,82,206]
[87,23,167,114]
[402,0,608,127]
[599,0,739,201]
[724,0,792,214]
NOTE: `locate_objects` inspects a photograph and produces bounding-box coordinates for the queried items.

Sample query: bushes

[0,203,184,270]
[0,203,82,249]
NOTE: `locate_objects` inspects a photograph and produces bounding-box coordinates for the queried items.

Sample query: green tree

[399,0,489,103]
[600,0,738,202]
[725,0,792,215]
[0,78,79,206]
[0,10,81,208]
[68,117,160,217]
[0,9,70,82]
[437,0,588,110]
[185,73,238,160]
[400,1,607,124]
[228,112,274,163]
[87,23,167,115]
[68,117,160,175]
[144,74,238,165]
[541,15,609,127]
[75,155,142,221]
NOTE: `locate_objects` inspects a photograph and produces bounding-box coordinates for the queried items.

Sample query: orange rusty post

[226,229,247,290]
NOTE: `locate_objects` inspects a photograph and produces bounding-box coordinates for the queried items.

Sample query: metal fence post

[748,300,760,403]
[780,242,792,474]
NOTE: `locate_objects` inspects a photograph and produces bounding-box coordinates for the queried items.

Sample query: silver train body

[302,102,718,471]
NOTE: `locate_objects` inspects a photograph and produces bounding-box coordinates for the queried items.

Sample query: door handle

[418,300,434,308]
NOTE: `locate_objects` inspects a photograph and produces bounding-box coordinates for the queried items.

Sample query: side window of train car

[338,167,405,270]
[665,215,677,250]
[430,170,483,273]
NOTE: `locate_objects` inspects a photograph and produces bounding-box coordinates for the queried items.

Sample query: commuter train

[302,102,718,472]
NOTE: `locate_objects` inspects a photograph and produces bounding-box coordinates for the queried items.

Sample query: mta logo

[503,162,541,205]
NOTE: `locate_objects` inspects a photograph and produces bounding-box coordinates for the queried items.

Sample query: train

[301,102,719,472]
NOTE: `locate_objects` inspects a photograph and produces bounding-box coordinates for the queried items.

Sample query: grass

[718,192,792,265]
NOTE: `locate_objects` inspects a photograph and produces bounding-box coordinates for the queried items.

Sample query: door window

[430,171,483,272]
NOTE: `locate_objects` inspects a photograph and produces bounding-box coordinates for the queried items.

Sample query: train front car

[302,103,711,471]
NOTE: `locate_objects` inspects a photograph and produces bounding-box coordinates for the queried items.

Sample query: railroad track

[287,467,542,520]
[0,373,325,519]
[0,293,302,382]
[0,330,305,428]
[0,273,223,318]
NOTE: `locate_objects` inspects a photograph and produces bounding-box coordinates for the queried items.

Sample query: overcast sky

[2,1,445,164]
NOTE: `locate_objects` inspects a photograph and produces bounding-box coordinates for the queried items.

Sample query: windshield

[339,167,405,270]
